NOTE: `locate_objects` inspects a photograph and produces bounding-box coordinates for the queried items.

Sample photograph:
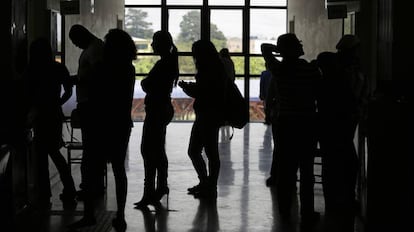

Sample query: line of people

[25,25,232,232]
[261,33,368,232]
[25,24,368,232]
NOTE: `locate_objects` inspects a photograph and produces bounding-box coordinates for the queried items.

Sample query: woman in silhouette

[179,40,227,199]
[26,38,77,207]
[101,28,137,231]
[68,29,136,232]
[134,31,178,209]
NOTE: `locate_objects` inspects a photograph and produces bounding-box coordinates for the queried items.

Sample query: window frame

[125,0,287,121]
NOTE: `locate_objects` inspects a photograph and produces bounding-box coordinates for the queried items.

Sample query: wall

[61,0,124,117]
[64,0,124,75]
[288,0,343,61]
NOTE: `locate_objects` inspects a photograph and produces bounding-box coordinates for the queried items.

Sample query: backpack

[223,81,249,129]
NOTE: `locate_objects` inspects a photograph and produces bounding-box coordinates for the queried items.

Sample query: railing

[131,98,266,122]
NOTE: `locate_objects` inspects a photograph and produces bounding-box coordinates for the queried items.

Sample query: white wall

[288,0,343,61]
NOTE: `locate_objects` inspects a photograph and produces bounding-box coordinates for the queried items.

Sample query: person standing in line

[260,62,273,125]
[315,34,368,232]
[68,24,106,201]
[99,28,136,232]
[179,40,227,199]
[261,33,321,228]
[134,31,178,210]
[67,24,105,229]
[218,48,236,142]
[25,38,77,208]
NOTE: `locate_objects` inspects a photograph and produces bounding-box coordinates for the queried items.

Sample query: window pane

[125,8,161,50]
[57,13,62,52]
[232,56,244,75]
[134,56,159,74]
[209,0,244,6]
[250,9,286,54]
[210,10,242,52]
[250,57,266,75]
[169,9,201,52]
[178,56,196,74]
[249,77,265,122]
[167,0,202,5]
[251,0,287,6]
[125,0,161,5]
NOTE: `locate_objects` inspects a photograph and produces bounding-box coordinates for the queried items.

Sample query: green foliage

[177,11,201,42]
[250,57,266,75]
[176,10,227,49]
[125,9,154,39]
[133,56,159,75]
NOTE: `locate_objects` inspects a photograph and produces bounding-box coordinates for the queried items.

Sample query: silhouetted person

[25,38,77,208]
[67,25,105,229]
[219,48,235,82]
[179,40,227,199]
[260,62,273,125]
[98,28,137,232]
[261,33,321,228]
[315,34,368,232]
[68,24,105,200]
[219,48,236,141]
[68,29,136,231]
[134,31,178,210]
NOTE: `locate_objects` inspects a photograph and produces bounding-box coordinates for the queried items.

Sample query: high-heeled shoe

[155,186,169,209]
[133,196,158,209]
[187,184,203,195]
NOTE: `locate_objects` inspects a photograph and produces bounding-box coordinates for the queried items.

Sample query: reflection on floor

[14,122,361,232]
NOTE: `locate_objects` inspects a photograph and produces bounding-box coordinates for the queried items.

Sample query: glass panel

[344,13,355,35]
[172,74,196,121]
[210,10,242,52]
[250,57,266,75]
[133,55,159,74]
[178,56,196,74]
[209,0,244,6]
[249,77,265,122]
[125,0,161,5]
[167,0,202,5]
[232,56,244,75]
[250,0,287,6]
[250,9,286,54]
[169,9,201,52]
[57,13,61,52]
[125,8,161,46]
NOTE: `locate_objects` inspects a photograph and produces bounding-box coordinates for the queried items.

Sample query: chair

[64,109,107,188]
[64,108,83,172]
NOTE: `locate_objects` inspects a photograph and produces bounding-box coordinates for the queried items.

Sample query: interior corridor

[14,122,364,232]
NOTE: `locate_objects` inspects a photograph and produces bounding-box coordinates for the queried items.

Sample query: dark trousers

[274,114,317,217]
[77,102,105,192]
[320,116,358,232]
[36,140,76,199]
[188,118,220,187]
[141,105,173,193]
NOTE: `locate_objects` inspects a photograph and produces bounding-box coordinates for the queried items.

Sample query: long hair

[104,28,137,62]
[153,30,179,86]
[192,40,222,73]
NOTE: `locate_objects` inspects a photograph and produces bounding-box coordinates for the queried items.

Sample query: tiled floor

[16,122,333,232]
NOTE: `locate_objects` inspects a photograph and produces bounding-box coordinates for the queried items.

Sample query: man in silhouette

[316,34,368,232]
[67,24,105,229]
[261,33,321,228]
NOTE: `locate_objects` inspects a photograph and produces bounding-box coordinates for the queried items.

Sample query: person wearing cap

[261,33,321,227]
[315,34,369,232]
